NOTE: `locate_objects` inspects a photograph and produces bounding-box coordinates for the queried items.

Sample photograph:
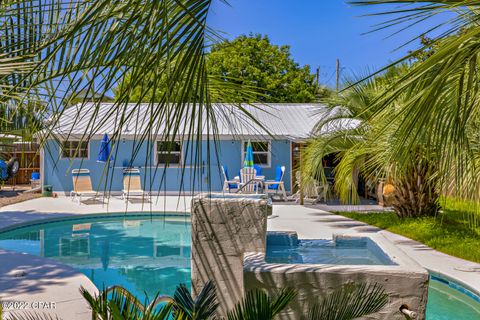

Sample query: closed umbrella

[244,140,254,168]
[97,134,113,162]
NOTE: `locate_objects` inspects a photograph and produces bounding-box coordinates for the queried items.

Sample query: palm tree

[80,281,295,320]
[303,65,441,217]
[78,281,388,320]
[346,1,480,224]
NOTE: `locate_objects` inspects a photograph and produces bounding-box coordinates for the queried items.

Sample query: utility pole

[336,58,340,92]
[315,67,320,85]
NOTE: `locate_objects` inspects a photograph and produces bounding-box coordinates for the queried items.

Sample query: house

[40,103,337,194]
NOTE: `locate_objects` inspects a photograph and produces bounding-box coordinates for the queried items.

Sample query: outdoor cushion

[254,164,263,176]
[268,165,283,190]
[223,166,238,189]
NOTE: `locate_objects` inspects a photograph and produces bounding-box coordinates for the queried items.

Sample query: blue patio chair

[221,166,239,193]
[264,165,287,200]
[254,164,263,176]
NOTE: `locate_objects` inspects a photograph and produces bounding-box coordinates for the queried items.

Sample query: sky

[208,1,450,86]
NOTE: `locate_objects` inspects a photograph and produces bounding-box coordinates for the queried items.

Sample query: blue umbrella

[244,140,254,168]
[101,239,110,271]
[97,133,113,162]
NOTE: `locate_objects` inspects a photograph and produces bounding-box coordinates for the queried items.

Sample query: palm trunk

[387,159,440,218]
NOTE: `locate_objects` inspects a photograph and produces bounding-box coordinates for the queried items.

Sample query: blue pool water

[265,232,395,265]
[0,215,191,298]
[427,277,480,320]
[0,217,479,320]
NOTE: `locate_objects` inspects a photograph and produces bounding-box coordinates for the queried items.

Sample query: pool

[265,232,395,265]
[0,214,191,298]
[0,216,479,320]
[427,275,480,320]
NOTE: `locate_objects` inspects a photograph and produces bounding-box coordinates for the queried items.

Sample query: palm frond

[0,0,268,195]
[81,285,175,320]
[173,281,218,320]
[345,0,480,226]
[6,312,61,320]
[305,283,388,320]
[226,287,296,320]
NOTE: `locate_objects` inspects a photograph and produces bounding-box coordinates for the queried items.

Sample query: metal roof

[48,103,352,141]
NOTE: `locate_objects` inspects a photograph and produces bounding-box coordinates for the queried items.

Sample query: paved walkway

[308,197,392,213]
[0,196,479,319]
[0,195,192,230]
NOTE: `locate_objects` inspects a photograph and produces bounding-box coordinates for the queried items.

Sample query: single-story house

[40,103,339,194]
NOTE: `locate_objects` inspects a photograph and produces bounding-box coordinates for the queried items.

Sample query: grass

[337,199,480,263]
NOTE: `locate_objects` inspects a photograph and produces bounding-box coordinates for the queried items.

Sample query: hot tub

[266,231,396,265]
[244,231,429,320]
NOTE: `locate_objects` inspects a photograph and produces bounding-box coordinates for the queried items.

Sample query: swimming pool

[0,215,479,320]
[427,275,480,320]
[0,214,191,298]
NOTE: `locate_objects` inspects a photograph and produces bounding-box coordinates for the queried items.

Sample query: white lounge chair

[122,168,150,202]
[70,169,102,203]
[292,171,328,204]
[264,165,287,200]
[239,167,259,194]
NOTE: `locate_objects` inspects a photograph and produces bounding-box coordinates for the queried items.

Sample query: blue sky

[208,1,449,86]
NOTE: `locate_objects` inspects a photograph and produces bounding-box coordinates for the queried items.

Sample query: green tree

[207,34,323,103]
[116,34,328,103]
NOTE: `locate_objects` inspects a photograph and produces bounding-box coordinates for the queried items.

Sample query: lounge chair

[239,167,259,194]
[70,169,102,203]
[292,171,328,204]
[264,165,287,200]
[122,168,150,202]
[221,165,240,193]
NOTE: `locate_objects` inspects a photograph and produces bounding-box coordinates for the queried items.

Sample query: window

[61,141,88,158]
[156,141,182,165]
[243,141,271,167]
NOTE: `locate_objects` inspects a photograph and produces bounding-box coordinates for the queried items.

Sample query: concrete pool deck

[0,196,479,319]
[0,249,97,320]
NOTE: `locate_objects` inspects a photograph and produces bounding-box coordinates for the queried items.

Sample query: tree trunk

[386,160,440,218]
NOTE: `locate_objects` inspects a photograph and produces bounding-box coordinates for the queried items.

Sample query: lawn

[337,199,480,263]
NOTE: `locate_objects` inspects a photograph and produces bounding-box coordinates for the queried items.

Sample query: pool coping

[0,211,190,233]
[379,230,480,298]
[428,270,480,304]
